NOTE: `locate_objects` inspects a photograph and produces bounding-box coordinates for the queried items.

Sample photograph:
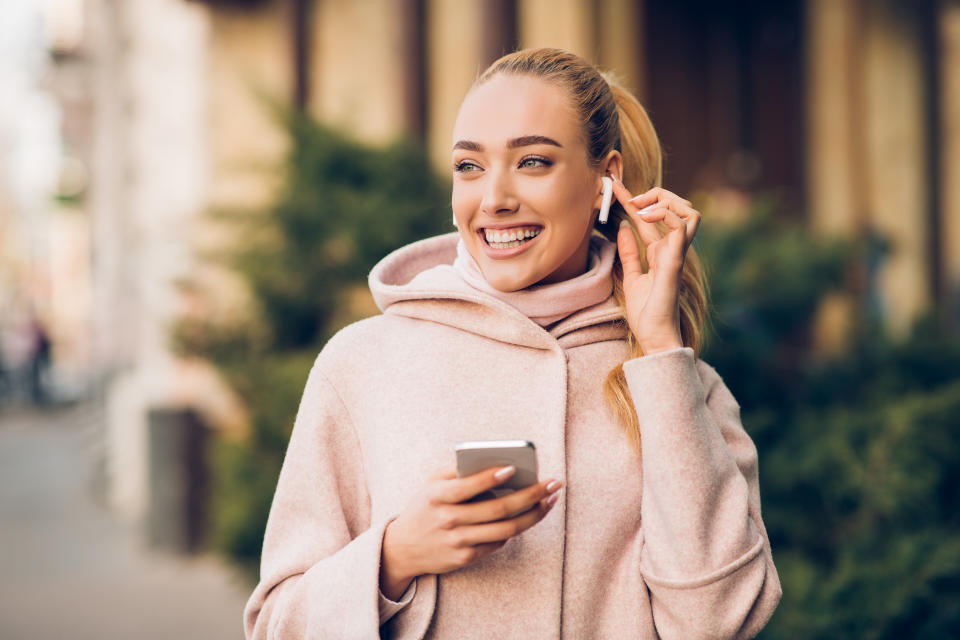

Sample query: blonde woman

[244,48,781,639]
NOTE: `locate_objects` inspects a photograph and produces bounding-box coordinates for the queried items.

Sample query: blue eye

[519,156,551,169]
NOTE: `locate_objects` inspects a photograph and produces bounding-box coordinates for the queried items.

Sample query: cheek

[451,182,479,216]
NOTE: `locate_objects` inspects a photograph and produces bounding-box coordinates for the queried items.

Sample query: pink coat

[243,232,782,639]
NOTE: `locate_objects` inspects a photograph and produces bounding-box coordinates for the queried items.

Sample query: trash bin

[147,407,208,552]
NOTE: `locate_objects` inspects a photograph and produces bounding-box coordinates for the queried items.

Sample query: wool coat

[243,232,782,639]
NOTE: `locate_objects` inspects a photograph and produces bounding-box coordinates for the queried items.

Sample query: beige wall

[806,0,862,237]
[207,3,290,210]
[311,0,410,145]
[518,0,596,59]
[425,1,486,173]
[862,0,930,335]
[597,0,644,99]
[807,0,935,342]
[943,3,960,317]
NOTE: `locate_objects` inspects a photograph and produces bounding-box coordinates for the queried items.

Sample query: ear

[593,150,623,208]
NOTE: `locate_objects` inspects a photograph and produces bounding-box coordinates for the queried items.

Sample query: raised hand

[608,176,701,356]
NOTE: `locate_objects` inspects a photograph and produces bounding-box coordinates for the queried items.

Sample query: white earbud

[598,176,613,224]
[452,211,458,228]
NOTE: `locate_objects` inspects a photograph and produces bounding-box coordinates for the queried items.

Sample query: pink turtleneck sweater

[452,234,618,327]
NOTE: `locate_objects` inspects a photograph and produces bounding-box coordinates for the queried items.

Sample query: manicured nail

[546,493,560,507]
[619,219,630,230]
[546,480,562,493]
[494,465,515,480]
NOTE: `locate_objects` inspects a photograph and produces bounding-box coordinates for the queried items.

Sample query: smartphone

[455,440,537,503]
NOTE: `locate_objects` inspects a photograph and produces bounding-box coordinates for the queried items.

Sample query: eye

[453,160,481,173]
[519,156,551,169]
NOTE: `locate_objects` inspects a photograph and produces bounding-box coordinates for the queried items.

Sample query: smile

[481,226,542,250]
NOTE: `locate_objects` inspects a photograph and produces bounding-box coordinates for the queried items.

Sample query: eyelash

[452,156,553,173]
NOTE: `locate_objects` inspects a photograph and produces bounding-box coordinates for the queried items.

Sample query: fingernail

[619,219,630,230]
[546,480,562,493]
[546,493,560,507]
[494,465,515,480]
[639,204,658,214]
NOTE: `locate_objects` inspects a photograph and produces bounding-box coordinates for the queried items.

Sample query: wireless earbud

[598,176,613,224]
[452,211,458,228]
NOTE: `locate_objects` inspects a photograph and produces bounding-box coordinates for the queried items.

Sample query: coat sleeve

[623,347,782,640]
[242,357,436,639]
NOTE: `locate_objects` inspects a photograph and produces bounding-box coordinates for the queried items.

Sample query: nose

[480,167,519,215]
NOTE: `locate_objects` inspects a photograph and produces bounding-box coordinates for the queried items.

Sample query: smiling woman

[243,47,782,640]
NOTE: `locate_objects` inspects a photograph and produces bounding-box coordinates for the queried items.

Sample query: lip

[478,222,543,231]
[476,227,543,259]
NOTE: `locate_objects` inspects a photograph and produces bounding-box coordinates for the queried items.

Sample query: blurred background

[1,0,958,638]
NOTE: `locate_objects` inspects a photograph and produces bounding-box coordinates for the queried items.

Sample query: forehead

[452,74,581,147]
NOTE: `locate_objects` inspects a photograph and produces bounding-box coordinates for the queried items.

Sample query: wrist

[639,342,685,356]
[380,520,417,598]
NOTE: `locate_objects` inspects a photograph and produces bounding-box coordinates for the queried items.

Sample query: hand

[609,177,701,355]
[380,464,562,598]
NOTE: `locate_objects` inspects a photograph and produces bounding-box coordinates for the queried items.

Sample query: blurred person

[27,313,52,406]
[0,302,38,405]
[244,48,781,639]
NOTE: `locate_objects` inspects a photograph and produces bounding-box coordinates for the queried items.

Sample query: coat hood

[368,232,627,350]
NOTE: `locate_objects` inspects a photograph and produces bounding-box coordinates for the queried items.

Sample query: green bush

[697,203,960,638]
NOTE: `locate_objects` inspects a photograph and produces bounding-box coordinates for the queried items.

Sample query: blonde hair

[475,48,708,457]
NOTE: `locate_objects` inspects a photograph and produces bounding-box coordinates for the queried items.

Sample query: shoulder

[313,311,447,382]
[313,314,396,372]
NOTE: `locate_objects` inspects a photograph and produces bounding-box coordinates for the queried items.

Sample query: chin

[480,266,539,292]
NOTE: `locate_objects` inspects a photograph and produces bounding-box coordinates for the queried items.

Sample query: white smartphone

[455,440,537,502]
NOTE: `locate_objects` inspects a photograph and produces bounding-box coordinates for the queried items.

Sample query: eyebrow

[452,135,563,152]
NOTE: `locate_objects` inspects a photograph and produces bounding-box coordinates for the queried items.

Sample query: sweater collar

[451,235,616,328]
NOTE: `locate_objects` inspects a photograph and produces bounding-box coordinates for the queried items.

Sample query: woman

[243,48,781,639]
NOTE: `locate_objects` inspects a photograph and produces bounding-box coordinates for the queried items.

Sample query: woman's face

[451,73,605,291]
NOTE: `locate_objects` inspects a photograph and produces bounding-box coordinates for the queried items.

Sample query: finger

[453,478,561,525]
[430,464,458,481]
[645,228,687,311]
[629,187,692,208]
[609,176,661,245]
[641,200,701,246]
[654,226,687,276]
[636,205,684,230]
[435,464,517,504]
[664,209,684,229]
[617,221,646,280]
[682,206,701,243]
[454,493,558,545]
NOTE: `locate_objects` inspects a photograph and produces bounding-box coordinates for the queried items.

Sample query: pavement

[0,401,253,640]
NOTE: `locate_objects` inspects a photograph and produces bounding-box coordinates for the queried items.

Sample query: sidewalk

[0,402,253,640]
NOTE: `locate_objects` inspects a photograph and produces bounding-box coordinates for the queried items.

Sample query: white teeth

[483,227,541,249]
